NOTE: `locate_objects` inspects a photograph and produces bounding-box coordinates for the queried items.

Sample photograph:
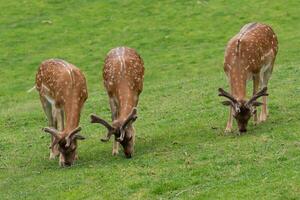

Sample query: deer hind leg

[109,97,119,156]
[253,75,260,124]
[48,107,60,159]
[40,96,59,159]
[259,60,274,122]
[55,108,64,132]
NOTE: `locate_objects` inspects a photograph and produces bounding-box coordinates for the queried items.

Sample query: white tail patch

[116,47,126,75]
[53,59,74,86]
[238,22,258,40]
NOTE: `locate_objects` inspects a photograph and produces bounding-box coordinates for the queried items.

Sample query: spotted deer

[90,47,144,158]
[219,22,278,133]
[36,59,88,166]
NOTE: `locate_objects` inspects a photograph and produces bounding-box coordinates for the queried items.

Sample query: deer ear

[252,101,263,107]
[221,101,232,106]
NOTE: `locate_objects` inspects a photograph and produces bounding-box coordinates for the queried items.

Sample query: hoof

[224,128,232,133]
[49,153,58,160]
[112,150,119,156]
[259,115,267,122]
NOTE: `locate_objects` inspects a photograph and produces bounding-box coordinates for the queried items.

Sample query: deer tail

[27,85,36,93]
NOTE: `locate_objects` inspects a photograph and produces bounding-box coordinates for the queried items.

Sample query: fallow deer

[219,22,278,133]
[90,47,144,158]
[36,59,88,166]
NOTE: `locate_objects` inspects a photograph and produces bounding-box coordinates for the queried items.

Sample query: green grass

[1,0,300,199]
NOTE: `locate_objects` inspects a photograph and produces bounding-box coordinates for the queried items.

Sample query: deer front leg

[112,140,119,156]
[225,107,233,132]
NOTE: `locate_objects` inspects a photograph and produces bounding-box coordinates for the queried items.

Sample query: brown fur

[91,47,144,158]
[220,23,278,133]
[36,59,88,166]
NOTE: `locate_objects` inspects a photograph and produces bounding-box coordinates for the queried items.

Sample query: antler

[117,108,138,142]
[43,127,61,149]
[246,87,268,106]
[218,88,238,103]
[122,108,138,129]
[43,127,60,139]
[90,114,114,142]
[90,114,114,130]
[65,127,85,147]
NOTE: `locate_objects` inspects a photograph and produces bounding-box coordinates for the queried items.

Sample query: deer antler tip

[90,114,98,123]
[42,127,49,132]
[132,107,138,113]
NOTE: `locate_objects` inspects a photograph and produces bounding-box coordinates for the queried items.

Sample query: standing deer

[90,47,144,158]
[36,59,88,166]
[219,22,278,133]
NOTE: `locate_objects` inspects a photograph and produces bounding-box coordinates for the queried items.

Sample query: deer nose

[239,128,247,133]
[124,152,132,159]
[60,161,72,167]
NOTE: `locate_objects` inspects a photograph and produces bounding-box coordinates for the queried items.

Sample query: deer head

[90,108,138,158]
[43,127,85,166]
[218,87,268,133]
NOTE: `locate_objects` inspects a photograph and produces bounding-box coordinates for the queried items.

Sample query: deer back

[103,47,144,108]
[224,23,278,75]
[223,23,278,99]
[36,59,88,108]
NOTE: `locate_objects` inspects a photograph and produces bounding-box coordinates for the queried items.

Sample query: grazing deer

[219,22,278,133]
[90,47,144,158]
[36,59,88,166]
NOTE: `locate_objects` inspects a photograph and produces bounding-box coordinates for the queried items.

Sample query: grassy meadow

[1,0,300,199]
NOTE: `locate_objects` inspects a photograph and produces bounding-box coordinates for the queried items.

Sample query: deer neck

[229,68,247,101]
[64,98,82,133]
[116,90,137,123]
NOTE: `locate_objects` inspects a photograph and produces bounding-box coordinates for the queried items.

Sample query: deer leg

[56,108,64,132]
[259,61,273,122]
[40,96,53,127]
[253,75,260,124]
[112,140,119,156]
[40,96,59,159]
[50,107,60,159]
[225,107,233,132]
[109,97,119,156]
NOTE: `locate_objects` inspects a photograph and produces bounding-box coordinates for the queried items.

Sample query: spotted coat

[103,47,144,121]
[224,22,278,100]
[36,59,88,135]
